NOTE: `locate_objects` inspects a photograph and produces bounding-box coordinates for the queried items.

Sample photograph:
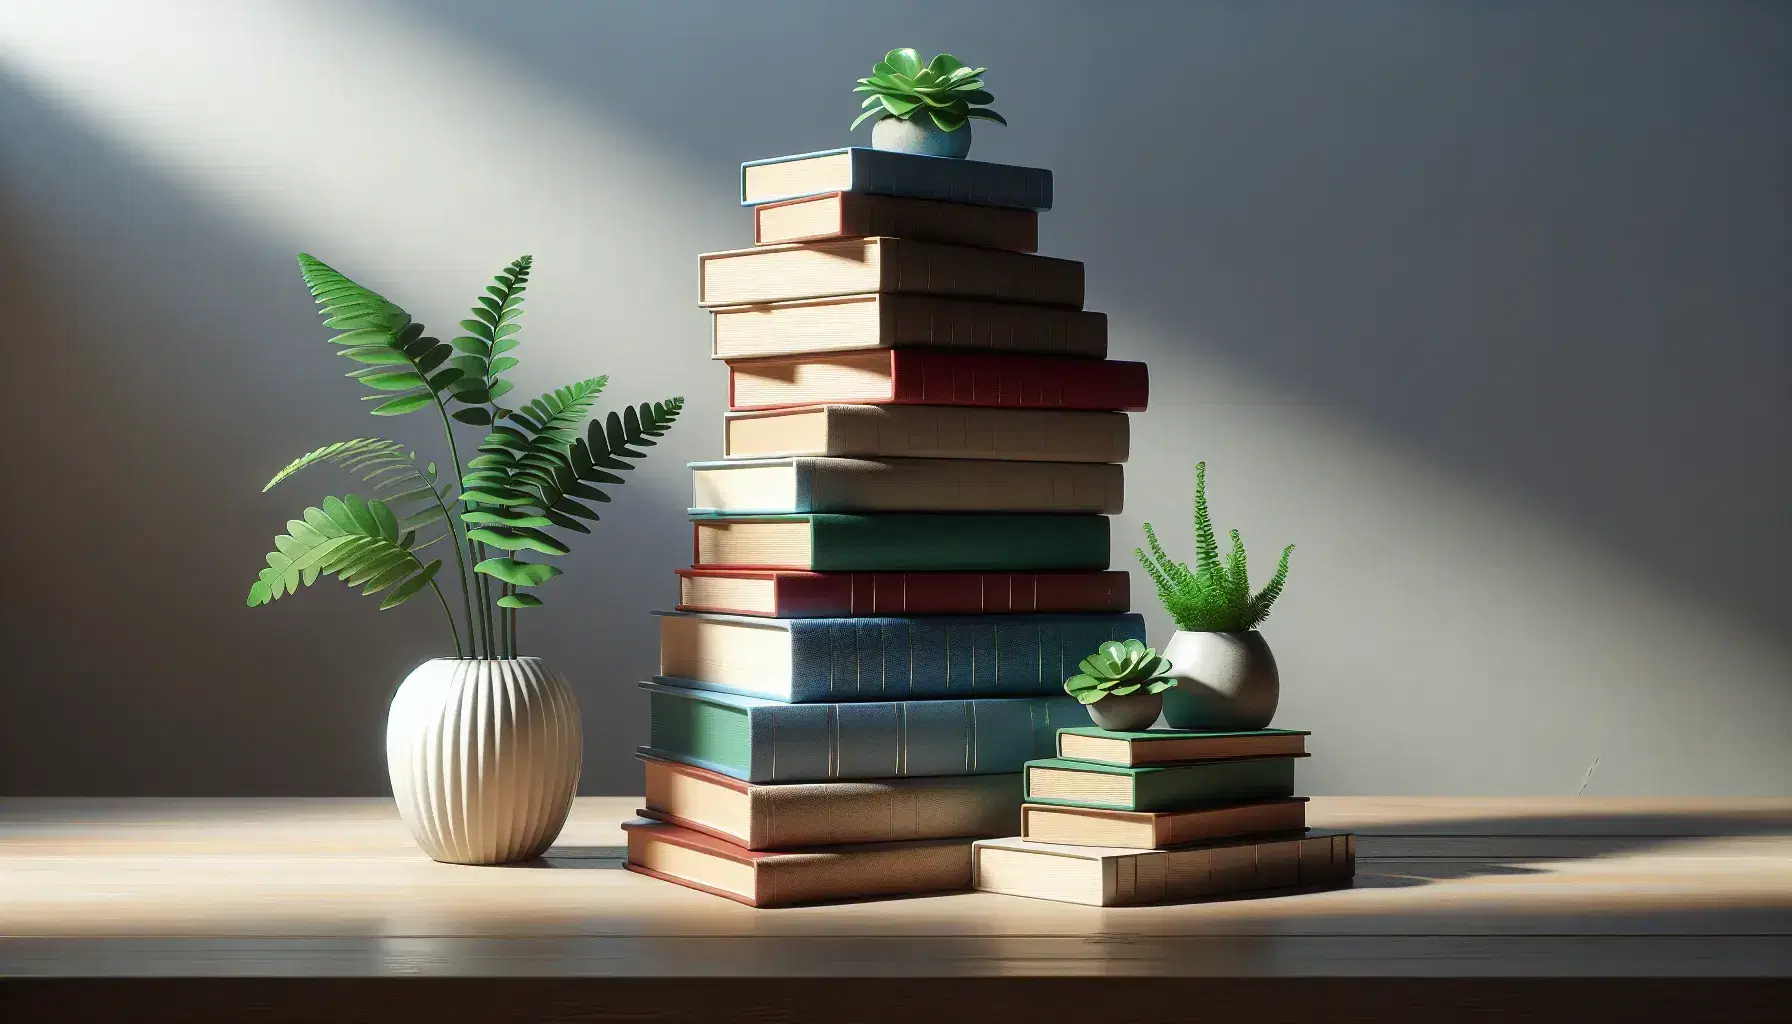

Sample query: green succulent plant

[1064,640,1178,705]
[1136,461,1294,632]
[245,254,683,660]
[851,48,1007,133]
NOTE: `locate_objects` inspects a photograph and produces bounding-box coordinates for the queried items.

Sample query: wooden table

[3,797,1789,1022]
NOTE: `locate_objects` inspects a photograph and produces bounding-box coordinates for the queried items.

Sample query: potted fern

[1064,640,1179,732]
[851,47,1005,159]
[1135,462,1293,731]
[247,254,682,865]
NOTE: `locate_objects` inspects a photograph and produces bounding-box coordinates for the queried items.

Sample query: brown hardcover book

[639,756,1020,850]
[1020,798,1309,850]
[623,818,975,907]
[724,405,1128,463]
[698,238,1083,309]
[675,568,1130,617]
[727,350,1148,412]
[1055,727,1311,766]
[973,830,1356,907]
[690,456,1123,515]
[754,192,1039,251]
[711,294,1106,361]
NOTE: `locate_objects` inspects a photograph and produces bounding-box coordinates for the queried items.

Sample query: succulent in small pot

[1137,461,1293,731]
[851,47,1006,158]
[1064,639,1178,732]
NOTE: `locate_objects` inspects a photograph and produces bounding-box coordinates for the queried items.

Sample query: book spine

[775,570,1130,617]
[750,774,1022,848]
[843,194,1038,252]
[881,297,1107,358]
[808,514,1111,572]
[853,148,1054,211]
[1136,757,1298,811]
[756,838,976,907]
[876,239,1084,308]
[1115,832,1355,906]
[781,614,1147,702]
[740,694,1090,783]
[826,406,1129,462]
[796,458,1124,515]
[888,352,1150,411]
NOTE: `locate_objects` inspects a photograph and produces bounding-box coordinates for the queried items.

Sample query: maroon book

[727,349,1149,412]
[675,568,1130,618]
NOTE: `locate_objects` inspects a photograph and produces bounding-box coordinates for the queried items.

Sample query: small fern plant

[851,48,1006,133]
[245,254,683,659]
[1136,462,1293,633]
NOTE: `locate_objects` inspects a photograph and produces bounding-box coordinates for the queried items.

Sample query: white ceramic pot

[1159,631,1280,731]
[872,114,972,158]
[1085,690,1164,732]
[386,657,582,865]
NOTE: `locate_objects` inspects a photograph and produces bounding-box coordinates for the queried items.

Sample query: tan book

[727,350,1148,413]
[710,294,1106,361]
[972,831,1356,907]
[1056,726,1310,766]
[725,405,1129,463]
[624,818,974,907]
[755,192,1039,250]
[640,756,1020,850]
[1020,799,1309,850]
[689,457,1123,515]
[697,238,1083,309]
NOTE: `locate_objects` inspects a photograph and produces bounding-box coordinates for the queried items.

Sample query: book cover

[739,148,1053,210]
[674,568,1131,618]
[688,456,1124,515]
[972,830,1356,907]
[624,818,975,907]
[710,294,1107,361]
[690,513,1111,572]
[1023,756,1301,811]
[1056,727,1311,767]
[728,350,1149,413]
[1019,798,1310,850]
[698,238,1083,309]
[754,191,1039,250]
[723,405,1128,463]
[640,679,1090,783]
[655,610,1148,703]
[639,755,1021,850]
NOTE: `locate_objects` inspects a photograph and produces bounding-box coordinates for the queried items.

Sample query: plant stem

[429,577,463,658]
[432,401,486,657]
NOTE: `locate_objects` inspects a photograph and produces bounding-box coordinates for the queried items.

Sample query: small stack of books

[972,727,1357,906]
[623,147,1151,906]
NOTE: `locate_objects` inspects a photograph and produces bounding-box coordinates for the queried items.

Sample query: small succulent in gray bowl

[1064,640,1179,732]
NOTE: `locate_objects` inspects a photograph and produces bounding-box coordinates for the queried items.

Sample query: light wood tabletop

[3,796,1789,1021]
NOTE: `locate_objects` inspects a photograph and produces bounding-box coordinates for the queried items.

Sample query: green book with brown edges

[1023,755,1302,812]
[689,513,1110,572]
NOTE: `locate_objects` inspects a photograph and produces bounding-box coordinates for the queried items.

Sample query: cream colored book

[1020,799,1309,850]
[689,457,1123,515]
[697,238,1084,308]
[724,406,1129,463]
[754,192,1038,250]
[972,831,1356,907]
[710,293,1106,360]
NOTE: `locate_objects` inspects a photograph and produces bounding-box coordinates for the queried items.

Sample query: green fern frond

[1244,544,1295,628]
[297,254,460,417]
[1192,460,1220,575]
[1224,529,1250,610]
[1138,462,1293,632]
[447,255,533,424]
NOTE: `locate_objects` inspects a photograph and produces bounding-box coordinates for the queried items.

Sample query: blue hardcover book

[740,148,1053,211]
[656,610,1147,703]
[640,680,1091,783]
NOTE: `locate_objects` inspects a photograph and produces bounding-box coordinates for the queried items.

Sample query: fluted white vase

[386,657,582,865]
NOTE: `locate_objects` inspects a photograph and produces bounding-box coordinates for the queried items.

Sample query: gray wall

[2,1,1786,797]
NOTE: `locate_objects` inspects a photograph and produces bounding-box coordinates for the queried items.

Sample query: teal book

[740,148,1053,210]
[641,680,1090,783]
[691,512,1110,572]
[1023,756,1302,812]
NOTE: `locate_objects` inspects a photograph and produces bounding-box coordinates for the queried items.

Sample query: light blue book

[740,148,1053,210]
[640,680,1091,783]
[655,610,1146,703]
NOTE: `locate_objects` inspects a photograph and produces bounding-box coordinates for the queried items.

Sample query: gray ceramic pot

[1160,630,1280,731]
[871,114,972,158]
[1085,690,1164,732]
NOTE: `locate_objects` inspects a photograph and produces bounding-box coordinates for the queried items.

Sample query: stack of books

[972,727,1357,906]
[622,146,1151,907]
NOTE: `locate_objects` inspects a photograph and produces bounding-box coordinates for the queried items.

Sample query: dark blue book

[656,610,1147,703]
[740,148,1053,211]
[640,680,1090,783]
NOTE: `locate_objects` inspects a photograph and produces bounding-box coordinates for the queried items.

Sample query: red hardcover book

[727,349,1149,412]
[675,568,1131,617]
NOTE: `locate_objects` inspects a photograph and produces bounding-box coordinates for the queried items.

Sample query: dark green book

[690,513,1110,571]
[1023,755,1301,812]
